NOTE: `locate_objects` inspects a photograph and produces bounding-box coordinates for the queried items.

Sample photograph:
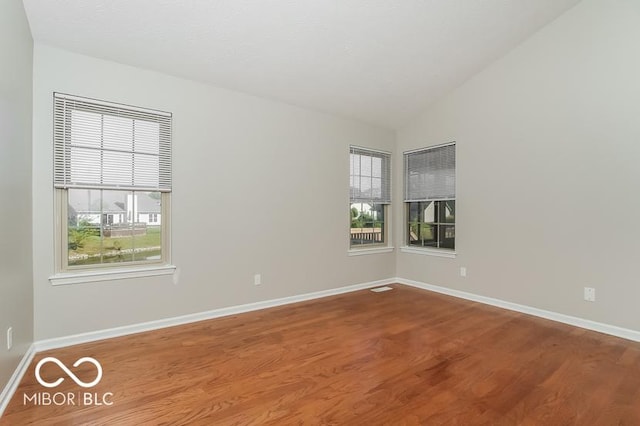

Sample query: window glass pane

[440,225,455,249]
[438,200,455,223]
[350,202,385,246]
[408,223,436,247]
[68,189,162,266]
[408,222,420,245]
[100,190,133,264]
[408,202,420,222]
[68,189,102,266]
[406,201,455,250]
[371,203,384,225]
[420,224,437,247]
[133,191,162,261]
[422,201,435,224]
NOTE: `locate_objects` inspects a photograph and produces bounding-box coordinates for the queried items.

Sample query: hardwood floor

[2,284,640,425]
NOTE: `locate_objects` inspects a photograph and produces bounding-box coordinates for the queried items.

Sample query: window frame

[348,146,393,255]
[402,142,456,257]
[50,94,175,284]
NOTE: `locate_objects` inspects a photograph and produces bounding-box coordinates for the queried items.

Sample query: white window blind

[404,143,455,202]
[54,93,172,192]
[350,146,391,204]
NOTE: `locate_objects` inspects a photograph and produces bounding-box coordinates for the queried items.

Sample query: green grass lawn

[69,247,162,266]
[69,226,161,257]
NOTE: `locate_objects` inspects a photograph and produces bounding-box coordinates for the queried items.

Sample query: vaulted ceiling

[22,0,580,129]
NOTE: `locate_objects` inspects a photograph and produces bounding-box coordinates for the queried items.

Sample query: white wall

[0,0,34,387]
[395,0,640,331]
[32,44,396,340]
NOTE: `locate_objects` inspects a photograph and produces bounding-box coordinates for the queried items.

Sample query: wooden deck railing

[350,228,383,243]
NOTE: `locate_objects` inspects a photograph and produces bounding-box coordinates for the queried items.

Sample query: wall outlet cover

[584,287,596,302]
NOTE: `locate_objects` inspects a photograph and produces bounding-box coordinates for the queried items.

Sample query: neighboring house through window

[54,93,171,271]
[349,146,391,248]
[404,143,456,252]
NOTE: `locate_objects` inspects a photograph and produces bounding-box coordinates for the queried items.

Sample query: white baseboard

[2,275,639,419]
[4,275,638,419]
[35,278,395,352]
[0,278,393,417]
[28,276,640,351]
[396,277,640,342]
[0,344,36,418]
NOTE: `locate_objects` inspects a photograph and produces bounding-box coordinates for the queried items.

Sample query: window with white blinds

[403,143,456,252]
[349,146,391,250]
[350,146,391,204]
[404,143,455,202]
[53,93,172,192]
[52,93,173,276]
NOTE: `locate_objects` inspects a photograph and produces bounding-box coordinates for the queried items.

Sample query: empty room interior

[2,0,640,424]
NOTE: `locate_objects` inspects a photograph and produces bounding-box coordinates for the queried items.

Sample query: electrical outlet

[584,287,596,302]
[460,267,467,277]
[7,327,12,351]
[254,274,261,286]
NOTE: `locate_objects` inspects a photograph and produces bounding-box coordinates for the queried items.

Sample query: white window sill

[348,246,394,256]
[49,264,176,286]
[400,246,456,258]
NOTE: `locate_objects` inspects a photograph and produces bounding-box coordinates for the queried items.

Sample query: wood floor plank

[2,284,640,425]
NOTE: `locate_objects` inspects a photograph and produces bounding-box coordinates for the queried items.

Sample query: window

[349,146,391,248]
[404,143,455,251]
[53,93,172,272]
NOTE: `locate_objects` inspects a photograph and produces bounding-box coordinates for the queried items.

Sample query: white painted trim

[396,277,640,343]
[49,264,176,286]
[3,279,387,417]
[400,247,456,258]
[348,247,394,256]
[349,144,392,156]
[0,344,36,418]
[403,141,456,155]
[54,92,172,117]
[8,275,638,419]
[35,278,395,352]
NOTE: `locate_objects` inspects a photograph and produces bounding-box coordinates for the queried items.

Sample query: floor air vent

[370,286,393,293]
